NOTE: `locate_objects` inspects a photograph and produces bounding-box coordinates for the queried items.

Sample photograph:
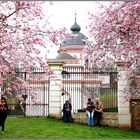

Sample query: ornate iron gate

[6,68,50,117]
[62,67,118,113]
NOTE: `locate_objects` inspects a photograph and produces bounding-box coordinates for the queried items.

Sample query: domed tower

[56,13,87,65]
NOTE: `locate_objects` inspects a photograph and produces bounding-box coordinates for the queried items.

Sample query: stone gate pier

[117,62,131,128]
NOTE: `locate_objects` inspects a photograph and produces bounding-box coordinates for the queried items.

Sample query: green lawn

[0,117,140,139]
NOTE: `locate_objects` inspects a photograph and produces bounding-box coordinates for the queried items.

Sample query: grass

[0,117,140,139]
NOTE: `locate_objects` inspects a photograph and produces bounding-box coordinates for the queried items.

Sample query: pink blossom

[83,1,140,101]
[0,1,68,101]
[85,1,139,69]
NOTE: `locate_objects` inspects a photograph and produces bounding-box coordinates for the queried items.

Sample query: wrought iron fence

[7,103,25,117]
[2,66,118,117]
[7,103,49,117]
[3,67,50,117]
[62,67,118,113]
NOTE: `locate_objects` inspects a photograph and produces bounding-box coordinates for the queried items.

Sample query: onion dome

[70,22,81,32]
[62,13,87,45]
[70,12,81,33]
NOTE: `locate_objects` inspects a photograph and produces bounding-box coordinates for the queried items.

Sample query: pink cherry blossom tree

[0,1,68,99]
[83,1,140,98]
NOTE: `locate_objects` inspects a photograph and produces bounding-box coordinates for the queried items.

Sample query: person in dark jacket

[86,98,95,126]
[0,97,8,133]
[62,100,72,122]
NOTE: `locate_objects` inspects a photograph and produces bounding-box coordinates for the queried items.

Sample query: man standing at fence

[86,98,95,126]
[94,98,103,126]
[62,100,72,122]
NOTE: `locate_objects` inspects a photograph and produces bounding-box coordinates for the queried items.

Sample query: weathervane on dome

[75,10,77,23]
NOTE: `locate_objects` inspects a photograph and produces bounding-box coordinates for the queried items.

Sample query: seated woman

[62,100,72,122]
[94,98,103,126]
[86,98,95,126]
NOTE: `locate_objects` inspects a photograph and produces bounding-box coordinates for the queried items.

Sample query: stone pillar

[47,61,64,118]
[116,62,131,128]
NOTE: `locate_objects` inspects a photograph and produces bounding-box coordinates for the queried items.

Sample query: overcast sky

[44,1,99,34]
[43,1,109,58]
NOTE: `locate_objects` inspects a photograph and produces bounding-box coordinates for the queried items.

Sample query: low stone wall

[49,113,62,119]
[101,112,118,127]
[73,112,118,127]
[49,112,119,127]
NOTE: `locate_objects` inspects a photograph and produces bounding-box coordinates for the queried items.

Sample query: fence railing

[5,67,50,117]
[7,103,49,117]
[4,66,118,118]
[62,67,118,113]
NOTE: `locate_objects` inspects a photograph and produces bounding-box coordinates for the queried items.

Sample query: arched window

[73,55,77,59]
